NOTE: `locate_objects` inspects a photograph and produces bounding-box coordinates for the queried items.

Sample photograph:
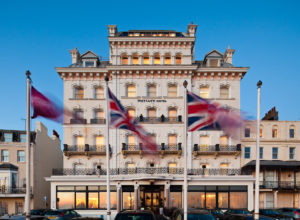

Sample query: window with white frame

[244,147,250,159]
[289,147,295,160]
[3,133,12,142]
[147,84,156,97]
[168,84,177,97]
[220,136,228,146]
[74,87,84,99]
[220,85,229,99]
[132,53,139,64]
[200,136,210,148]
[165,53,171,64]
[175,54,182,64]
[1,150,9,162]
[127,135,135,149]
[147,108,156,118]
[272,125,278,138]
[143,53,150,64]
[272,147,278,159]
[244,128,250,138]
[200,86,209,99]
[94,109,104,119]
[168,134,177,147]
[168,163,177,174]
[17,151,25,162]
[121,54,128,65]
[154,53,160,64]
[168,108,177,119]
[94,87,104,99]
[20,134,26,143]
[289,126,295,138]
[127,108,135,118]
[75,136,85,147]
[260,147,263,159]
[127,85,136,97]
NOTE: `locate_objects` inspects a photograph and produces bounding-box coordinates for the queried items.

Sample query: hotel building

[47,23,254,217]
[0,121,62,215]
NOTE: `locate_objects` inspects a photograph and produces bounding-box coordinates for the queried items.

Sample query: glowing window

[272,126,278,138]
[127,108,135,117]
[220,163,228,168]
[154,53,160,64]
[132,54,139,64]
[95,136,104,146]
[94,109,104,119]
[168,134,177,146]
[169,163,177,174]
[165,54,171,64]
[168,108,177,118]
[127,85,136,97]
[147,108,156,118]
[200,86,209,98]
[74,87,84,99]
[76,136,85,146]
[127,135,135,146]
[175,54,182,64]
[143,54,150,64]
[168,84,177,97]
[220,136,227,146]
[121,55,128,65]
[94,87,104,99]
[200,136,209,147]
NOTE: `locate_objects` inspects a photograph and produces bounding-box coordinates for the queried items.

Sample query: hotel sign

[137,99,167,103]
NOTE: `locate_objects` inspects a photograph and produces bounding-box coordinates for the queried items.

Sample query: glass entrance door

[140,185,164,214]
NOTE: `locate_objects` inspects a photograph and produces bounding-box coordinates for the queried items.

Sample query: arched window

[127,108,135,118]
[154,53,160,64]
[165,53,171,64]
[74,86,84,99]
[127,84,136,97]
[143,53,150,64]
[168,84,177,97]
[132,53,139,64]
[175,54,182,64]
[121,54,128,65]
[147,84,156,97]
[289,125,295,138]
[272,125,278,138]
[200,86,209,98]
[94,87,104,99]
[220,85,229,99]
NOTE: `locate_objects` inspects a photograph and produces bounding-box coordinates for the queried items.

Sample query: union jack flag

[108,87,158,153]
[187,90,244,137]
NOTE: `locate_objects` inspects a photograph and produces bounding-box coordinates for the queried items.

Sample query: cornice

[108,37,196,42]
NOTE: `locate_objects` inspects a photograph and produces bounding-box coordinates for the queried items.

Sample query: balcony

[70,118,87,124]
[121,143,182,158]
[0,187,32,197]
[52,168,242,176]
[90,118,106,124]
[136,115,183,124]
[63,144,111,157]
[193,144,241,158]
[259,181,300,190]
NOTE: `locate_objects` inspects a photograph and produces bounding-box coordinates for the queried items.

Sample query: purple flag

[31,86,64,122]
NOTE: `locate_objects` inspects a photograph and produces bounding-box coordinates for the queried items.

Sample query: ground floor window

[56,185,117,210]
[15,202,24,214]
[188,185,247,209]
[122,186,134,210]
[170,186,182,208]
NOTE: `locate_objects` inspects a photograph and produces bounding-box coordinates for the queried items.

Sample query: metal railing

[70,118,87,124]
[52,168,242,176]
[64,144,110,153]
[90,118,106,124]
[137,116,183,123]
[0,187,29,194]
[122,143,182,151]
[193,144,241,152]
[260,181,300,189]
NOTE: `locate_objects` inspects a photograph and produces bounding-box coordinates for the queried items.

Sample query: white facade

[47,23,254,217]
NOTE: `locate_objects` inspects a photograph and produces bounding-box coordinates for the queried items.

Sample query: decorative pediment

[81,50,99,59]
[204,49,223,59]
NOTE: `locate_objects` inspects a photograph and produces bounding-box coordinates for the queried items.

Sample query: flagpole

[105,75,111,220]
[183,80,188,220]
[254,80,262,220]
[25,70,31,220]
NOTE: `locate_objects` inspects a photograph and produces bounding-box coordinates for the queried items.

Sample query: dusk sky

[1,0,300,144]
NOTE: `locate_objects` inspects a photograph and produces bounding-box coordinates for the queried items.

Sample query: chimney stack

[69,48,80,64]
[107,25,118,37]
[224,46,235,64]
[187,22,198,37]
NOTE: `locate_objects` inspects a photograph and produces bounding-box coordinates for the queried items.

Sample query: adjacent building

[0,121,62,215]
[47,23,255,217]
[241,108,300,209]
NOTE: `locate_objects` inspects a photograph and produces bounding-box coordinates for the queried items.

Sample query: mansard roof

[81,50,99,59]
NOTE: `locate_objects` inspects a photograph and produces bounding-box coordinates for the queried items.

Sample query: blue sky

[1,0,300,143]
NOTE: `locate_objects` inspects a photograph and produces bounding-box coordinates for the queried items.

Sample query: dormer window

[4,133,13,142]
[85,61,95,67]
[209,59,219,67]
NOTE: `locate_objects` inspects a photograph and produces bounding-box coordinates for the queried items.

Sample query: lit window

[209,59,218,67]
[220,136,227,146]
[3,133,12,142]
[260,147,263,159]
[272,147,278,159]
[169,163,177,174]
[244,147,250,159]
[20,134,26,143]
[272,126,278,138]
[175,54,182,64]
[220,86,229,99]
[154,53,160,64]
[147,108,156,118]
[94,87,104,99]
[76,136,85,146]
[127,85,136,97]
[94,109,104,119]
[1,150,9,162]
[165,54,171,64]
[289,147,295,160]
[147,85,156,97]
[127,108,135,118]
[127,135,135,146]
[168,108,177,118]
[168,134,177,146]
[200,136,210,148]
[132,53,139,64]
[121,54,128,65]
[143,54,150,64]
[95,136,104,147]
[260,126,263,138]
[220,163,228,168]
[289,126,295,138]
[17,151,25,162]
[74,87,84,99]
[245,128,250,138]
[200,86,209,98]
[168,84,177,97]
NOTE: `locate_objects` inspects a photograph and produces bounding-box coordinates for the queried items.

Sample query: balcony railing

[193,144,241,157]
[70,118,87,124]
[0,187,31,194]
[136,115,183,124]
[52,168,242,176]
[90,118,106,124]
[260,181,300,189]
[63,144,111,156]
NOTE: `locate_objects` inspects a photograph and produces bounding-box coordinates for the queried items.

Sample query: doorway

[140,185,164,214]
